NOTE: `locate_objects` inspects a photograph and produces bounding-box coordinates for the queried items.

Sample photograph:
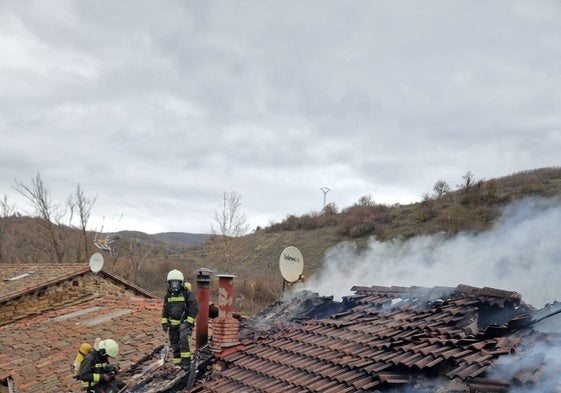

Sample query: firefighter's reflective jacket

[161,285,197,327]
[77,349,109,390]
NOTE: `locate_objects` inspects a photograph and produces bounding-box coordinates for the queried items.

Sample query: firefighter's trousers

[168,323,192,366]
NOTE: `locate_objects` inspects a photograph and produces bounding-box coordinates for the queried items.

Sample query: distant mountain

[152,232,212,247]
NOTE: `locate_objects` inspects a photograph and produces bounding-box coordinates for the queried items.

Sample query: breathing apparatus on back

[72,343,92,378]
[71,338,101,378]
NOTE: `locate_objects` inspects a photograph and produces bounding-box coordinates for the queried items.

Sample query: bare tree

[127,241,153,282]
[459,171,485,206]
[107,236,154,283]
[211,191,249,264]
[14,173,66,263]
[357,194,375,207]
[0,195,16,263]
[212,191,249,237]
[433,180,451,198]
[73,184,97,260]
[461,171,475,191]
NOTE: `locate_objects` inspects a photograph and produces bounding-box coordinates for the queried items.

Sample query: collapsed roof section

[200,284,560,392]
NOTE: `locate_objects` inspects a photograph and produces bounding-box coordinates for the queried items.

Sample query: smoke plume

[298,196,561,392]
[304,197,561,309]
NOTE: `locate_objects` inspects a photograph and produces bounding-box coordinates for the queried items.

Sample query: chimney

[211,274,240,353]
[217,274,236,318]
[195,268,212,349]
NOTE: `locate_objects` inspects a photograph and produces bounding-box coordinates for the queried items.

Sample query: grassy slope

[175,167,561,308]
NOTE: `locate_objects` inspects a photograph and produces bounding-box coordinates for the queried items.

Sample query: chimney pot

[216,274,237,318]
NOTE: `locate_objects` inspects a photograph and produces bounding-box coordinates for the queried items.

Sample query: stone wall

[0,272,140,326]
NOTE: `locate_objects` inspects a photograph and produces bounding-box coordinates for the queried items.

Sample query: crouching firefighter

[77,338,125,393]
[161,269,198,369]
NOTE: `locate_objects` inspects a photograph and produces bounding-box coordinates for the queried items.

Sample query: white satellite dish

[89,252,104,274]
[279,246,304,283]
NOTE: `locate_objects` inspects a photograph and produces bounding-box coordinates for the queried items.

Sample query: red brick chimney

[211,274,240,353]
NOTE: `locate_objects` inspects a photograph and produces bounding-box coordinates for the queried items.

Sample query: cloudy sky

[1,1,560,234]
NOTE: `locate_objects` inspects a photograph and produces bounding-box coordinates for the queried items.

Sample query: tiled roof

[199,285,554,392]
[3,271,558,393]
[0,263,155,303]
[0,295,166,393]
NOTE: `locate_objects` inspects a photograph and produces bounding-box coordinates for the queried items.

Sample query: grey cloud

[1,0,560,233]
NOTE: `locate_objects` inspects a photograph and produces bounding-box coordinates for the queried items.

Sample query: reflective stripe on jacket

[161,287,197,326]
[77,350,107,389]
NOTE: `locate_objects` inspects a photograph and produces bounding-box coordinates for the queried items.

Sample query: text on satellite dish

[284,253,300,262]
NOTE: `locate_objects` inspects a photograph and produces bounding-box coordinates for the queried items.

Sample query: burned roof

[3,274,560,393]
[198,284,561,392]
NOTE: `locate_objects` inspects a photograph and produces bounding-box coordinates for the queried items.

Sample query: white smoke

[304,197,561,309]
[486,339,561,393]
[299,196,561,392]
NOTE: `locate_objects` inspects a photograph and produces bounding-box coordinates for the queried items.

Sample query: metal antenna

[320,187,331,209]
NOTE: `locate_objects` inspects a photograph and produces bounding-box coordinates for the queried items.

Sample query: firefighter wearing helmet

[77,338,124,392]
[161,269,198,369]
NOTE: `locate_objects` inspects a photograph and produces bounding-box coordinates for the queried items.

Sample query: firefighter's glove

[102,373,114,382]
[162,323,169,332]
[105,364,120,375]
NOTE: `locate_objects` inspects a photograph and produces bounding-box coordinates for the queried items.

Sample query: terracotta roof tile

[0,264,90,301]
[24,283,551,392]
[198,284,552,392]
[0,295,166,392]
[0,263,155,305]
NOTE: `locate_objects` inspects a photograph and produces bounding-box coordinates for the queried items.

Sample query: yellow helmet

[167,269,184,282]
[99,339,119,358]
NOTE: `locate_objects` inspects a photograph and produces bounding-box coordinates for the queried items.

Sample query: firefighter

[77,338,124,393]
[161,269,198,369]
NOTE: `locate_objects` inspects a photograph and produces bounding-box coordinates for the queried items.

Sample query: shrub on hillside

[416,196,438,223]
[266,211,339,232]
[339,204,391,238]
[236,279,279,315]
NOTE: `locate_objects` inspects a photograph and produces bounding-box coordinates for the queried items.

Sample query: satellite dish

[89,253,104,274]
[279,246,304,283]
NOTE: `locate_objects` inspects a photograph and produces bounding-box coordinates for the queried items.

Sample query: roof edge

[0,264,157,303]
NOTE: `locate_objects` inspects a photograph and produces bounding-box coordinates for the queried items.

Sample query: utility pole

[320,187,331,210]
